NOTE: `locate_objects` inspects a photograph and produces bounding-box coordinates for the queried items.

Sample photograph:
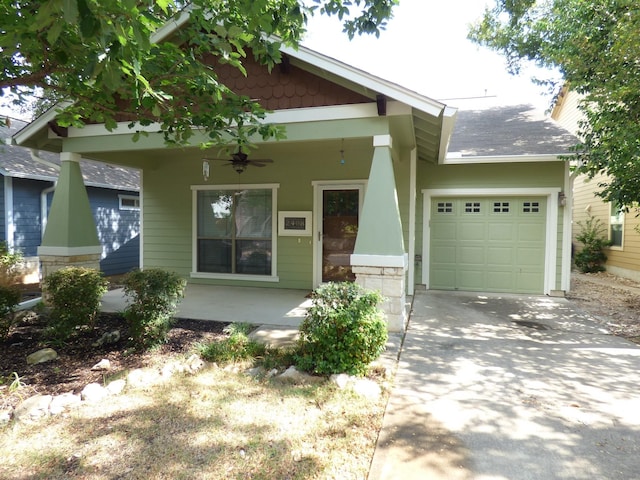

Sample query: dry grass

[0,365,388,480]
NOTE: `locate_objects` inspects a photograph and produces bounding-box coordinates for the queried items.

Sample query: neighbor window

[610,202,624,248]
[119,194,140,210]
[193,185,277,278]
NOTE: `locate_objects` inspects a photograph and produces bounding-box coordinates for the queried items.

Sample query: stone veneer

[353,265,407,332]
[39,253,101,280]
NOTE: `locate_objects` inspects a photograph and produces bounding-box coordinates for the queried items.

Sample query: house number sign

[278,211,312,236]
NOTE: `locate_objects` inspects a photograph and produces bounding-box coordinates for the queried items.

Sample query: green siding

[140,141,374,289]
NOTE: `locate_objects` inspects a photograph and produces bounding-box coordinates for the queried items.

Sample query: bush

[123,269,186,349]
[198,323,266,364]
[574,214,611,273]
[294,282,387,377]
[43,267,108,341]
[0,243,24,340]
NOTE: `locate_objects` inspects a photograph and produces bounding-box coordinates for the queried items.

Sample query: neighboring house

[11,24,575,331]
[1,118,140,279]
[552,88,640,281]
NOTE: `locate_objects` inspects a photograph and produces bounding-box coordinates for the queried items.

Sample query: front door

[315,184,364,285]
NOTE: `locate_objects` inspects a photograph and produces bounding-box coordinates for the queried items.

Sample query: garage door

[430,197,546,293]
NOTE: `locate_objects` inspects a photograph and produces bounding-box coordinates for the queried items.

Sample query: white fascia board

[150,8,192,42]
[12,100,73,146]
[443,154,563,164]
[438,106,458,163]
[281,44,446,118]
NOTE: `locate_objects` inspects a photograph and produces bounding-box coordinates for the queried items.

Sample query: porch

[101,284,312,328]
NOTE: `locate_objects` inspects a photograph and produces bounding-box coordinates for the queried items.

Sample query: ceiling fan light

[233,163,246,174]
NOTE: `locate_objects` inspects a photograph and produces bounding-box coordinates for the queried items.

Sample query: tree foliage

[1,0,397,146]
[468,1,640,207]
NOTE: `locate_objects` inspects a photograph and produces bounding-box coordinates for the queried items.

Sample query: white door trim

[312,180,367,288]
[421,187,560,295]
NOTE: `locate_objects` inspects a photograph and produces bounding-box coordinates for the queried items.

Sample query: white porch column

[351,135,408,332]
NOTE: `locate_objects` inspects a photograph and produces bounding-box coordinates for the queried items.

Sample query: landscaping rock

[276,366,324,385]
[106,379,126,395]
[92,330,121,347]
[0,408,13,424]
[14,394,52,423]
[81,383,109,402]
[91,359,111,371]
[26,348,57,365]
[330,373,350,389]
[49,392,82,415]
[185,354,205,374]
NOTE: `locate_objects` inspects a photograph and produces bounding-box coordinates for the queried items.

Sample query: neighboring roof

[447,103,577,158]
[1,118,139,191]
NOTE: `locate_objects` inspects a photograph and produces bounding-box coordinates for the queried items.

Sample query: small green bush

[43,267,108,341]
[294,282,387,377]
[123,269,186,349]
[0,286,21,340]
[198,323,266,364]
[574,214,611,273]
[0,242,24,340]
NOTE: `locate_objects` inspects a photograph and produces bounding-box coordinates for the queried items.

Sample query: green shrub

[123,269,186,349]
[198,323,266,364]
[0,285,21,340]
[43,267,108,341]
[294,282,387,377]
[0,242,24,340]
[574,214,611,273]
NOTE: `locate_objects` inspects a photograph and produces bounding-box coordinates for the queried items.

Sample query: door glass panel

[322,189,359,282]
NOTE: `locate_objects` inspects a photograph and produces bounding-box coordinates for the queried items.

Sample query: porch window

[610,202,624,248]
[193,185,278,279]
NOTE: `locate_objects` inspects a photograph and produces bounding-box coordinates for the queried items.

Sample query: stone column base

[353,265,407,332]
[39,253,101,280]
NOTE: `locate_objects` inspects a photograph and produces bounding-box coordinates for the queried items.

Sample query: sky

[302,0,558,109]
[0,0,559,121]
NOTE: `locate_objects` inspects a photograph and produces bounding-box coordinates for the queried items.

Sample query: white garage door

[430,197,546,293]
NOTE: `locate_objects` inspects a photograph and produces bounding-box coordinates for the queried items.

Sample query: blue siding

[12,178,47,256]
[0,176,5,244]
[87,186,140,275]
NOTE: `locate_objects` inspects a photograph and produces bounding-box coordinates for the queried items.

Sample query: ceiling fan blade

[248,158,273,163]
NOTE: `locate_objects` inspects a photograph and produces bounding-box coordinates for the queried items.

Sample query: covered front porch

[101,284,312,328]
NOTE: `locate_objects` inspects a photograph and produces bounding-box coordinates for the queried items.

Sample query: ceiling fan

[202,147,273,176]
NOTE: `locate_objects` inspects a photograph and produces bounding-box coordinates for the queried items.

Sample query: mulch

[0,308,228,410]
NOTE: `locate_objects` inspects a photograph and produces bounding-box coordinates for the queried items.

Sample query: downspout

[29,149,62,171]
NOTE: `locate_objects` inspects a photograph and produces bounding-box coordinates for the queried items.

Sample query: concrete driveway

[370,290,640,480]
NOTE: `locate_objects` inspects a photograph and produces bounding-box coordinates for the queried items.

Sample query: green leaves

[469,0,640,206]
[2,0,396,147]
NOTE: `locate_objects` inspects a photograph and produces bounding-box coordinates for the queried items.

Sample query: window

[464,201,481,213]
[119,194,140,210]
[493,202,510,213]
[437,202,453,213]
[193,185,277,279]
[523,201,540,213]
[610,202,624,248]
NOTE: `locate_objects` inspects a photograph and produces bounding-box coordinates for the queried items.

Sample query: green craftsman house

[11,38,575,332]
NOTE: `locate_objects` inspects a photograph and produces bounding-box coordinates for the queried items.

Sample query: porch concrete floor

[101,284,312,328]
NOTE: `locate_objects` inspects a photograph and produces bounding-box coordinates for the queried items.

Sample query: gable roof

[447,103,577,160]
[1,118,139,191]
[11,14,456,165]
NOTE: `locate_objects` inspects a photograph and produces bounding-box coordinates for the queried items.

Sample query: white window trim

[190,183,279,282]
[608,202,624,251]
[118,194,140,211]
[421,187,561,295]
